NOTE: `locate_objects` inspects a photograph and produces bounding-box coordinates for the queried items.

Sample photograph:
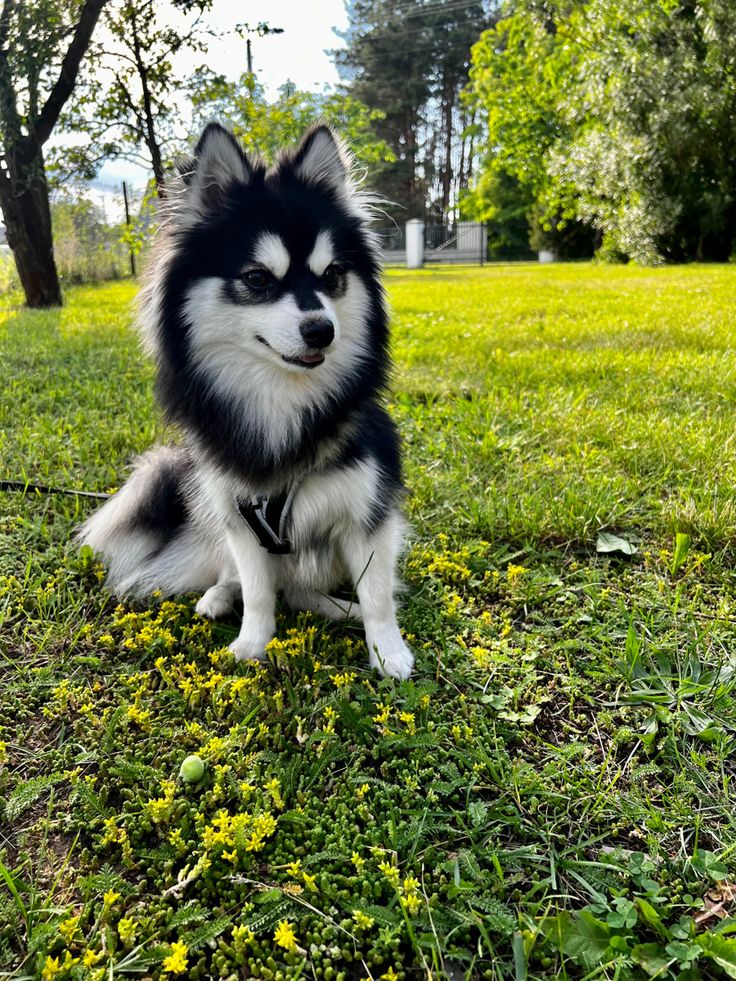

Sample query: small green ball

[179,754,205,783]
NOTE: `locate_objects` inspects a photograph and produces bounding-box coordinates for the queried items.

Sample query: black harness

[236,486,296,555]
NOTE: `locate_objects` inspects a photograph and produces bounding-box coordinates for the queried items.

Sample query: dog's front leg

[225,524,277,662]
[341,511,414,680]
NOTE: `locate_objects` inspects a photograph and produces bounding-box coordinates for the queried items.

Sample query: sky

[96,0,349,192]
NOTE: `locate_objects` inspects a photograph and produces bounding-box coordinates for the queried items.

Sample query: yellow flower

[103,889,120,907]
[381,969,400,981]
[400,893,422,915]
[373,702,391,726]
[162,940,189,974]
[352,909,375,930]
[356,783,370,800]
[302,870,318,892]
[274,919,298,952]
[58,914,80,943]
[378,860,400,887]
[118,917,137,944]
[82,948,101,968]
[41,956,61,980]
[232,924,254,951]
[265,777,284,809]
[352,851,365,870]
[398,711,416,734]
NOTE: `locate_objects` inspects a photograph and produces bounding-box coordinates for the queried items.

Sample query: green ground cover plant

[2,264,736,979]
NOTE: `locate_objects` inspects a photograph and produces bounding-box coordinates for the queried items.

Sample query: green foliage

[3,266,736,977]
[57,0,224,190]
[466,0,736,263]
[335,0,491,219]
[51,194,130,285]
[188,73,395,175]
[0,253,19,296]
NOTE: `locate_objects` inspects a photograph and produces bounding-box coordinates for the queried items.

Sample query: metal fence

[376,221,487,266]
[375,225,406,252]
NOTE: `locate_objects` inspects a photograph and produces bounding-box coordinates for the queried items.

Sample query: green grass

[2,264,736,980]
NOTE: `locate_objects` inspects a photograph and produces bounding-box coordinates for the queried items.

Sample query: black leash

[0,480,112,500]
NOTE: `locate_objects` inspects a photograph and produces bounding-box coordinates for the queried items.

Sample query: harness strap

[236,484,297,555]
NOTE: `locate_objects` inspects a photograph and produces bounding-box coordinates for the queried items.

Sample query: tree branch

[33,0,107,146]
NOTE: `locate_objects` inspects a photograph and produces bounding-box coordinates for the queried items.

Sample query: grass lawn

[2,263,736,980]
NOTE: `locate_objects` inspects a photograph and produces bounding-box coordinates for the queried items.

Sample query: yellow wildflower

[399,711,416,734]
[401,893,422,915]
[274,919,298,952]
[265,777,284,809]
[41,955,61,980]
[118,917,137,944]
[352,909,375,930]
[379,860,400,887]
[58,915,79,943]
[103,889,120,907]
[302,870,318,892]
[373,702,391,726]
[162,940,189,975]
[82,949,101,968]
[381,969,400,981]
[232,924,254,951]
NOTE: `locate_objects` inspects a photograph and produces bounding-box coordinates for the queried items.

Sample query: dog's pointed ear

[189,122,251,211]
[292,125,350,192]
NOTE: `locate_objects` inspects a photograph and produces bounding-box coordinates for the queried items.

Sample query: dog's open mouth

[282,352,325,368]
[257,337,325,369]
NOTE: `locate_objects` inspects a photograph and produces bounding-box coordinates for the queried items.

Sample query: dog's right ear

[188,122,251,213]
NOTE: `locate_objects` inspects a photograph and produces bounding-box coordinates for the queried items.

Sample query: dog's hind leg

[284,586,362,622]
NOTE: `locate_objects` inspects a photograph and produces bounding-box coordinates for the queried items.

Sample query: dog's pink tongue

[299,353,324,365]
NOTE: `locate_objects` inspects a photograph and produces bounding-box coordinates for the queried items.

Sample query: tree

[466,0,736,263]
[59,2,281,198]
[187,71,395,174]
[461,4,593,257]
[0,0,106,307]
[334,0,493,220]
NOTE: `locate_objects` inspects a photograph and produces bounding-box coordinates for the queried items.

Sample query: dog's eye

[242,268,273,290]
[321,264,343,290]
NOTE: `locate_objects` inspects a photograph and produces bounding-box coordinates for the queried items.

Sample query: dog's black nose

[300,319,334,349]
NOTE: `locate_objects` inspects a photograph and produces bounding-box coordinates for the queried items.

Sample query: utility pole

[239,21,284,76]
[122,181,136,278]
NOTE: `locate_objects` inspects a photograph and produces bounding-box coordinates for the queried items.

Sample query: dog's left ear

[189,122,252,212]
[292,125,350,192]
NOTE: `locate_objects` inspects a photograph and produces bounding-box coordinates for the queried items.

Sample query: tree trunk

[0,143,62,307]
[440,73,455,216]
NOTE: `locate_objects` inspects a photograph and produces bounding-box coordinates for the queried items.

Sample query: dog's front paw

[367,626,414,680]
[229,618,274,663]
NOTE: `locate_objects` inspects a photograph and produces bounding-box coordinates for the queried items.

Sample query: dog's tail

[77,445,221,599]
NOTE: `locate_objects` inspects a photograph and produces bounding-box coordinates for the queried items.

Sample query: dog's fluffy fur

[79,122,413,679]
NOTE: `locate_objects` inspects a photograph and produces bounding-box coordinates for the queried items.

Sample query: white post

[405,219,424,269]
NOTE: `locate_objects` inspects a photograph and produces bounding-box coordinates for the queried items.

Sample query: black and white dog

[80,122,414,679]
